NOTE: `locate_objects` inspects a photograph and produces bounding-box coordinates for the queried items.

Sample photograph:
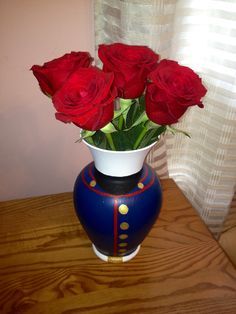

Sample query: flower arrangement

[31,43,207,151]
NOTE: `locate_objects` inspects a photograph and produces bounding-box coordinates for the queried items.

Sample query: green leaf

[113,109,122,120]
[111,115,120,130]
[167,126,191,138]
[110,124,146,151]
[129,112,149,129]
[100,122,117,133]
[138,126,166,149]
[81,129,96,139]
[109,131,132,150]
[121,99,136,124]
[113,98,133,120]
[118,114,124,130]
[145,120,161,130]
[120,98,133,110]
[83,136,95,146]
[126,101,145,129]
[86,131,108,149]
[138,94,145,106]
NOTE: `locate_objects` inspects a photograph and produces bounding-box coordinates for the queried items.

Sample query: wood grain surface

[0,179,236,314]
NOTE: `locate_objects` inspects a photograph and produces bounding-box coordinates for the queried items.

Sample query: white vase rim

[82,138,158,154]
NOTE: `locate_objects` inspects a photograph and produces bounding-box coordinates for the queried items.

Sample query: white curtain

[167,0,236,237]
[94,0,236,237]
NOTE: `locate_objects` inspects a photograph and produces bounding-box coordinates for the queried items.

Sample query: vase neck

[94,167,142,195]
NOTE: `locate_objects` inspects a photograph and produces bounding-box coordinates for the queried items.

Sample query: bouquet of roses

[31,43,207,151]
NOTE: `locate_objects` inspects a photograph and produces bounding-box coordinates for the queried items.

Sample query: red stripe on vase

[89,164,95,180]
[81,166,155,198]
[139,165,148,183]
[113,199,118,256]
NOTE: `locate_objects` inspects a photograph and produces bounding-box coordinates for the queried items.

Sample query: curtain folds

[94,0,236,237]
[167,0,236,236]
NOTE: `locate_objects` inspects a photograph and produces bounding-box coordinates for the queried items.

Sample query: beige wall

[0,0,94,201]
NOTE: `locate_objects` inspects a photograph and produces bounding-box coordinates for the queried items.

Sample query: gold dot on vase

[118,249,127,253]
[119,234,128,240]
[118,204,129,215]
[119,243,128,247]
[138,182,144,189]
[120,222,129,230]
[90,180,96,187]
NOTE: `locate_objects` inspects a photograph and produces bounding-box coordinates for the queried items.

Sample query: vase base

[92,244,140,263]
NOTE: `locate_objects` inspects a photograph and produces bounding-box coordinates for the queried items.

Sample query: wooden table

[0,179,236,314]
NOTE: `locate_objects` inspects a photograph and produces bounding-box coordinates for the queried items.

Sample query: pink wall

[0,0,94,201]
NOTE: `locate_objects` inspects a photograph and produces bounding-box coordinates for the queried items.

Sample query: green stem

[133,128,147,150]
[105,133,116,150]
[118,115,123,130]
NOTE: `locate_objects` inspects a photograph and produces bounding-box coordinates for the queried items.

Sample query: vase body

[73,142,162,262]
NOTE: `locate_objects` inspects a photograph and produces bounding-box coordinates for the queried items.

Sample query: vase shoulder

[94,167,142,195]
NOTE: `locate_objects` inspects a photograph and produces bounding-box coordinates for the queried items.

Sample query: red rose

[31,51,93,96]
[145,60,207,125]
[98,43,159,99]
[52,67,116,131]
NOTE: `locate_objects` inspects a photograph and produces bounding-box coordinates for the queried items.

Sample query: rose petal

[52,67,116,131]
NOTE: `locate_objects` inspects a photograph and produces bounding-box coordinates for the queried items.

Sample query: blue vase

[73,159,162,262]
